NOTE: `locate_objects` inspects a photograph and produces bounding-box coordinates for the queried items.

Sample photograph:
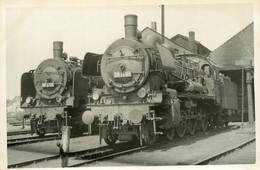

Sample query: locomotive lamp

[56,95,63,103]
[92,91,101,101]
[82,110,95,125]
[26,96,33,104]
[129,109,143,124]
[137,88,147,98]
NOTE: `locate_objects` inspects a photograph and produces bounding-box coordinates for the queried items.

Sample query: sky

[5,3,253,100]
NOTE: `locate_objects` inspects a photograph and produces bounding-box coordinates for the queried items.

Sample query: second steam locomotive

[82,15,238,145]
[18,42,95,136]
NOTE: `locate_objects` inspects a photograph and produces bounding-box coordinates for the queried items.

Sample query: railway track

[7,130,32,136]
[68,142,150,167]
[193,137,256,165]
[7,134,60,147]
[7,133,90,147]
[8,139,169,168]
[8,154,60,168]
[8,142,137,168]
[8,125,252,168]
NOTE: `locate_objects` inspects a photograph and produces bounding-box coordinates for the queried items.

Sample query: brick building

[170,32,211,55]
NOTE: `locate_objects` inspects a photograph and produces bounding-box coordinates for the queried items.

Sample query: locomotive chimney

[188,31,197,54]
[53,41,63,59]
[124,15,138,39]
[151,22,157,32]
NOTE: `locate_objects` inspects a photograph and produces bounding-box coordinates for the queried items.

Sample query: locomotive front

[33,42,70,102]
[101,16,150,94]
[19,41,89,136]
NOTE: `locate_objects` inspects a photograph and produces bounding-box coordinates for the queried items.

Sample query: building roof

[170,34,211,54]
[209,22,254,70]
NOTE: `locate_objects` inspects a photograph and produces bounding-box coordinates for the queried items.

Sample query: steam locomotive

[18,41,102,136]
[82,15,238,145]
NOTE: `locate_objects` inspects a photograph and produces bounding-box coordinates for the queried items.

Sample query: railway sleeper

[77,148,114,160]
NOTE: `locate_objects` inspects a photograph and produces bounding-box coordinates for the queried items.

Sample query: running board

[146,117,163,121]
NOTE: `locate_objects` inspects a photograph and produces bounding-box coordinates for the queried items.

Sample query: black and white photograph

[0,0,258,169]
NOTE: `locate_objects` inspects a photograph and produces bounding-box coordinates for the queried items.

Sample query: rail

[193,138,256,165]
[7,130,31,136]
[7,135,59,147]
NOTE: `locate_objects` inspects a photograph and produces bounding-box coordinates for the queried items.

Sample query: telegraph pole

[161,4,165,44]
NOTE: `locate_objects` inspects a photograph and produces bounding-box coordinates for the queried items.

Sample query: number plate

[42,82,54,87]
[113,71,132,78]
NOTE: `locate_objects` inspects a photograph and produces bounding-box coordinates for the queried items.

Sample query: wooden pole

[242,65,244,130]
[245,65,254,124]
[21,116,25,129]
[61,126,71,167]
[88,124,92,135]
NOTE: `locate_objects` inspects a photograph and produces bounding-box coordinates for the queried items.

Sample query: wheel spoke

[166,128,175,141]
[187,119,197,135]
[176,111,187,138]
[200,116,208,132]
[176,121,186,138]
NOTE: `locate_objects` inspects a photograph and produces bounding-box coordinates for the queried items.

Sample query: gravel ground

[209,141,256,164]
[7,122,255,167]
[7,124,30,132]
[7,135,107,165]
[7,133,40,140]
[89,123,255,166]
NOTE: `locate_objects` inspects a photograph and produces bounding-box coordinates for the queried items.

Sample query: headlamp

[92,91,101,101]
[26,97,33,104]
[137,88,147,98]
[56,95,63,102]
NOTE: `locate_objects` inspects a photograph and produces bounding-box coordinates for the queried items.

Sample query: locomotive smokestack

[151,22,157,32]
[53,41,63,59]
[124,15,138,39]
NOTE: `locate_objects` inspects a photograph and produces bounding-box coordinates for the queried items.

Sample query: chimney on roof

[188,31,197,54]
[151,22,157,32]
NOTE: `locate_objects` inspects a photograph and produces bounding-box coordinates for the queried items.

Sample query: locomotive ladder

[147,110,163,135]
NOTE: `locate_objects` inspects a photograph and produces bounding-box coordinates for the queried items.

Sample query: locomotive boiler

[18,41,92,136]
[82,15,238,145]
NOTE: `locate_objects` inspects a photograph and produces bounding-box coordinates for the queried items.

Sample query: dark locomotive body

[82,15,238,145]
[18,42,96,136]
